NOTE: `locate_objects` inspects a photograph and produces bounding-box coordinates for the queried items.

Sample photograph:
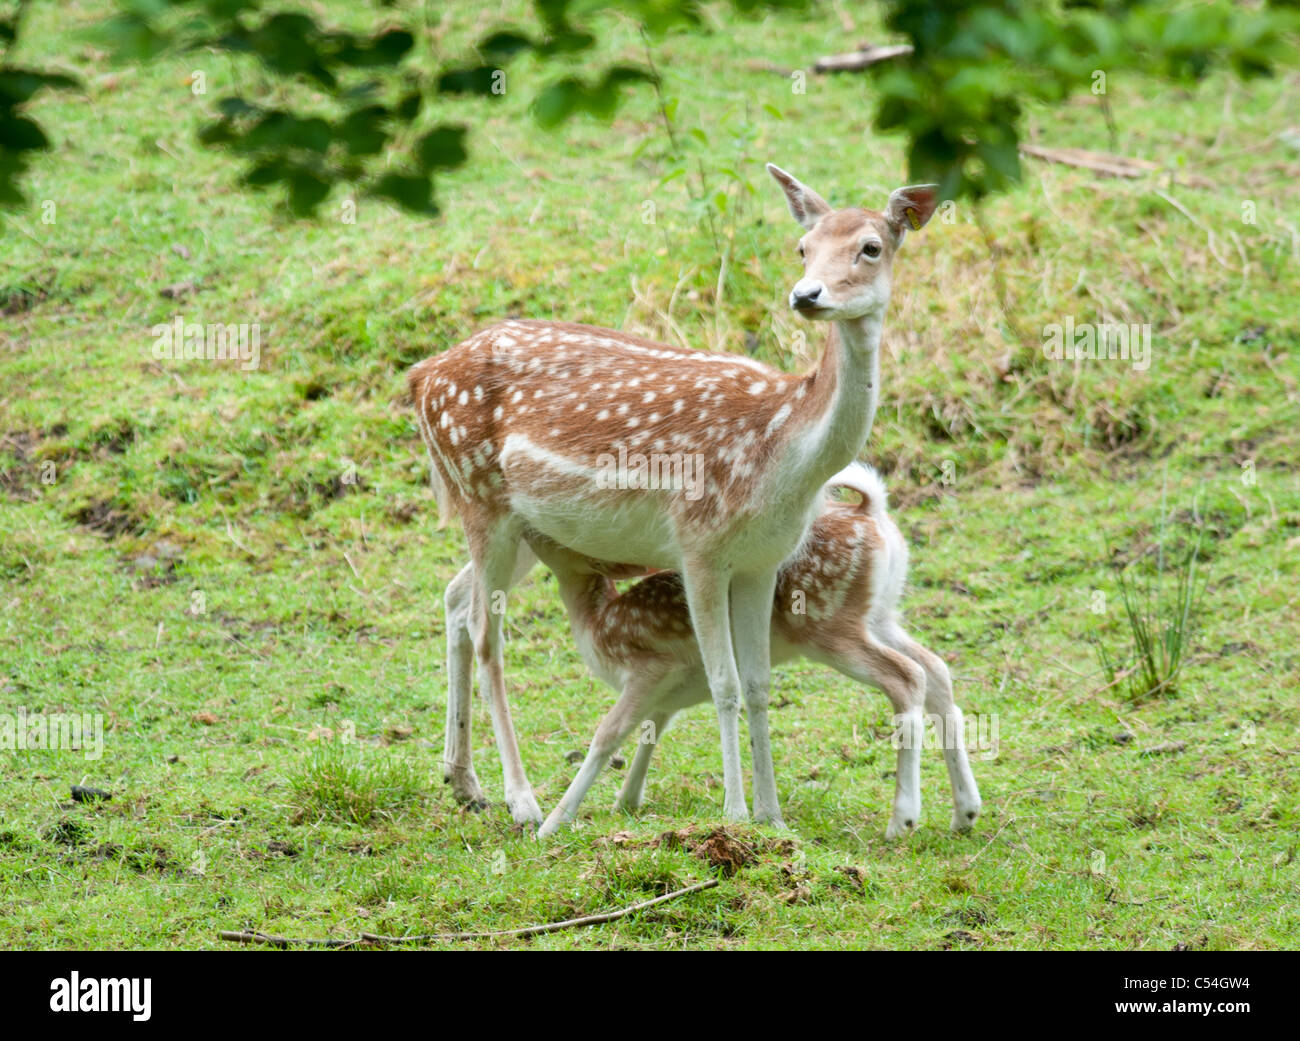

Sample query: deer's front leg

[682,559,749,822]
[731,569,784,827]
[538,674,661,838]
[616,710,673,813]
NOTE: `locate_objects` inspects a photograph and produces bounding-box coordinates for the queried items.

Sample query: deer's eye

[796,243,805,258]
[861,241,882,260]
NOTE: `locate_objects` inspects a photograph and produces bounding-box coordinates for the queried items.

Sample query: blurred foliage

[0,0,1298,215]
[0,1,78,207]
[876,0,1300,198]
[0,0,805,216]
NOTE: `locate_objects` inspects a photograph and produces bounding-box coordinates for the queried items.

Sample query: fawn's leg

[468,524,543,827]
[616,709,674,812]
[731,568,784,827]
[831,631,927,838]
[680,557,748,822]
[884,622,982,831]
[538,670,665,838]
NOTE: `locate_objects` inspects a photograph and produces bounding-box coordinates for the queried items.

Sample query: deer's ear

[885,184,940,239]
[767,163,833,230]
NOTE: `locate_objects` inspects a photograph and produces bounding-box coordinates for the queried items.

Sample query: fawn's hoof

[536,814,567,840]
[950,803,981,833]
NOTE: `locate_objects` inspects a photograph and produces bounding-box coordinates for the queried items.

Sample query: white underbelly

[501,433,681,567]
[510,492,680,568]
[499,432,820,573]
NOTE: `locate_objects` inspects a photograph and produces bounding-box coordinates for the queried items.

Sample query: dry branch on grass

[217,878,720,948]
[813,44,914,73]
[1018,144,1215,189]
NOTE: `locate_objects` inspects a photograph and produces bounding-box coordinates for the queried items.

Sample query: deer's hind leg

[829,632,927,839]
[466,521,543,827]
[443,545,539,813]
[880,619,982,832]
[444,564,486,808]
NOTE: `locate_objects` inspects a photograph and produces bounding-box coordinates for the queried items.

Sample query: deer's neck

[554,572,616,641]
[792,314,883,487]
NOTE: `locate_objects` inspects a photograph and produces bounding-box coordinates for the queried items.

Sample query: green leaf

[243,158,288,188]
[338,106,389,156]
[437,64,502,96]
[372,172,436,215]
[0,69,79,106]
[479,31,534,60]
[417,126,468,171]
[532,80,579,127]
[369,29,415,65]
[287,168,330,216]
[0,115,49,151]
[395,91,422,121]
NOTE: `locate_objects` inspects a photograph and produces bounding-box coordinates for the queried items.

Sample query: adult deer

[410,165,938,827]
[444,464,983,839]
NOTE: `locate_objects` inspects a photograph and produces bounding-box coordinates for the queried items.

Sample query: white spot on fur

[765,403,792,436]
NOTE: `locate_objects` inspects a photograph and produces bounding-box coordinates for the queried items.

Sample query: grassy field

[1,0,1297,950]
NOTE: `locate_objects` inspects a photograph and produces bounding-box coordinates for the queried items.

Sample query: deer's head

[767,163,938,322]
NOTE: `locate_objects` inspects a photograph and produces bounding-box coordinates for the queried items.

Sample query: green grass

[287,741,426,826]
[1093,491,1212,704]
[1,1,1297,949]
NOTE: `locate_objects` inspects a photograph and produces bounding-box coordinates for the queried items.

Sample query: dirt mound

[652,826,795,877]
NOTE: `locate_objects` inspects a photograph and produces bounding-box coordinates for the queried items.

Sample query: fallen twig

[813,44,912,73]
[1019,144,1214,189]
[218,878,720,949]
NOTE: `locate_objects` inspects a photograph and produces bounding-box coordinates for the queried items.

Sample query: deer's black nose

[791,284,824,310]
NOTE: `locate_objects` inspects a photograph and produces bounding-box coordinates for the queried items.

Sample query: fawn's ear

[767,163,833,230]
[884,184,940,240]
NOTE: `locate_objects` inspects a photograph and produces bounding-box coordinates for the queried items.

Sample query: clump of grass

[288,743,426,825]
[1094,500,1209,703]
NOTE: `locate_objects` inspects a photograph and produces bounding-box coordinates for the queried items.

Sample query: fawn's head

[767,163,938,322]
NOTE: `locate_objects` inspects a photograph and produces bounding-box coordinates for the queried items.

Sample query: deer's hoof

[885,816,917,841]
[506,791,544,827]
[445,770,488,810]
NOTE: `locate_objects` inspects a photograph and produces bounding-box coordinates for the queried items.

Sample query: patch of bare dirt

[68,497,144,537]
[652,826,796,877]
